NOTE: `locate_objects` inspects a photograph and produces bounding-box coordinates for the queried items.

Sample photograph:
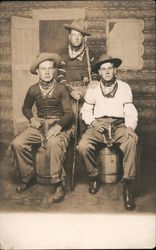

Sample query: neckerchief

[101,76,116,87]
[100,78,118,98]
[68,43,85,61]
[39,78,56,99]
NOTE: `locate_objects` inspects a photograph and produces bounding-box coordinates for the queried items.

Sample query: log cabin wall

[0,0,156,144]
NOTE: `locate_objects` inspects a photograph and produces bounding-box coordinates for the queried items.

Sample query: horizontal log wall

[0,0,156,143]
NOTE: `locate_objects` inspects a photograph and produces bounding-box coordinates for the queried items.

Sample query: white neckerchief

[68,43,85,61]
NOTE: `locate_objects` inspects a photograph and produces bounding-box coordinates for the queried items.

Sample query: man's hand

[83,76,89,85]
[126,127,138,143]
[30,117,41,129]
[91,120,107,133]
[87,80,99,89]
[46,124,62,140]
[71,90,81,100]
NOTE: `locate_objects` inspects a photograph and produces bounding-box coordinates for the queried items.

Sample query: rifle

[85,45,92,83]
[85,20,92,83]
[71,99,79,191]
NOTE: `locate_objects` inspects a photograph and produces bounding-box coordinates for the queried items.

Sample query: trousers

[77,126,138,180]
[10,124,72,184]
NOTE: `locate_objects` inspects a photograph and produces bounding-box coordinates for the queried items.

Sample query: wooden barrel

[34,146,51,184]
[97,147,121,184]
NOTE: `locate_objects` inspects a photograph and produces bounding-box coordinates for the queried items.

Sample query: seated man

[77,54,138,211]
[9,52,73,203]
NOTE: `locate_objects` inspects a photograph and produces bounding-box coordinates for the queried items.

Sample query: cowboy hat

[30,52,61,75]
[93,54,122,73]
[63,18,91,36]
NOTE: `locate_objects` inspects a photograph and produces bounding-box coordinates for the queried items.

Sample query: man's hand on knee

[30,117,41,129]
[46,125,62,139]
[91,120,106,133]
[126,127,138,142]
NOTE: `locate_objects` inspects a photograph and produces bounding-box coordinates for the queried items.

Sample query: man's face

[37,60,55,82]
[98,62,116,81]
[69,29,84,47]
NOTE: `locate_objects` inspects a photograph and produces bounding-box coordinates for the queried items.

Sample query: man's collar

[39,78,56,90]
[101,76,116,87]
[68,43,85,60]
[69,42,83,51]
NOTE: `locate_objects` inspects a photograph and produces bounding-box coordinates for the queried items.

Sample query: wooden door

[11,16,38,135]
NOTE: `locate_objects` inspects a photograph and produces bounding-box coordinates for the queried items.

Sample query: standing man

[58,18,98,102]
[9,52,73,203]
[77,54,138,211]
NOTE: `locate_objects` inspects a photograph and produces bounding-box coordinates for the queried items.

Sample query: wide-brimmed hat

[30,52,61,75]
[63,18,91,36]
[93,54,122,73]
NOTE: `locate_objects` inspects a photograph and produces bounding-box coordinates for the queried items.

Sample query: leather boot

[16,178,36,193]
[53,182,65,203]
[123,179,135,211]
[89,175,100,194]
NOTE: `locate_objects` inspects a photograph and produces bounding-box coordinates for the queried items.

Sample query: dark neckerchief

[39,78,56,99]
[100,78,118,98]
[101,76,116,87]
[69,42,83,52]
[69,43,85,60]
[39,78,54,90]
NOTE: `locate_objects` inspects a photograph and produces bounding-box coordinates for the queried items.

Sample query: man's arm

[89,50,99,81]
[57,59,73,94]
[124,103,138,131]
[80,88,95,125]
[22,87,35,120]
[47,86,73,139]
[22,86,41,129]
[57,86,74,128]
[123,85,138,130]
[123,85,138,142]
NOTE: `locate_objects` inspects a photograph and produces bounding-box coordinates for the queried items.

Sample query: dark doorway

[39,19,72,53]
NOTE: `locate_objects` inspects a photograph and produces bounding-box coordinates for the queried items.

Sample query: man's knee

[120,135,138,153]
[77,139,93,156]
[47,136,63,150]
[12,135,24,148]
[127,134,138,145]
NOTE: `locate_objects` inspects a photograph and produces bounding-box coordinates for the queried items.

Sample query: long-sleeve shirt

[22,82,73,128]
[81,79,138,130]
[57,47,98,93]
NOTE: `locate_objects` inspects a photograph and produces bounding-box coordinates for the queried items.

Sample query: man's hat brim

[30,52,61,75]
[93,58,122,73]
[63,23,91,36]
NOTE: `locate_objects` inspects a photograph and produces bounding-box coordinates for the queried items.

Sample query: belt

[66,81,86,87]
[96,116,124,123]
[38,115,62,119]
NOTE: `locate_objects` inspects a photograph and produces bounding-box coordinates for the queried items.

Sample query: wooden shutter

[11,16,38,135]
[106,19,144,70]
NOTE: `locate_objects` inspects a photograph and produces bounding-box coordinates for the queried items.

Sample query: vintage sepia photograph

[0,0,156,248]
